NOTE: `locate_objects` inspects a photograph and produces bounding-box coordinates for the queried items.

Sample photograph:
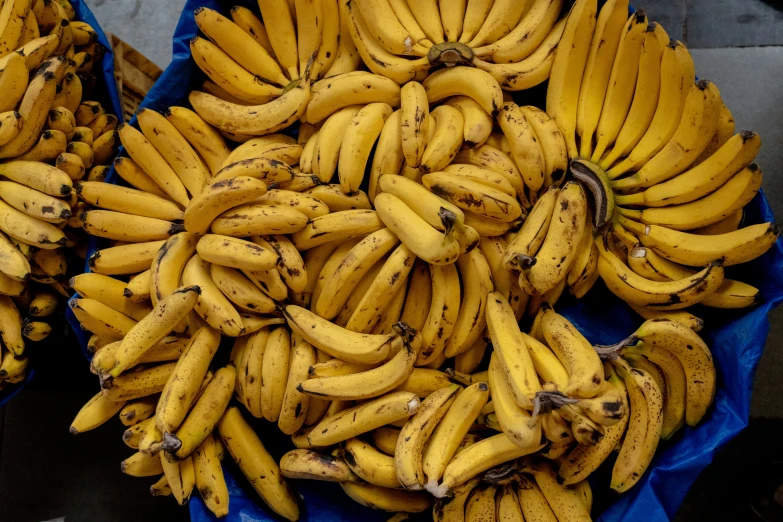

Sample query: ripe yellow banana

[546,0,598,158]
[459,0,495,44]
[88,240,166,276]
[165,106,231,176]
[292,210,383,251]
[396,384,460,490]
[75,182,183,222]
[591,10,649,161]
[498,101,546,194]
[339,102,393,192]
[69,390,127,434]
[343,437,399,487]
[421,105,464,173]
[307,71,400,124]
[400,81,428,168]
[423,66,503,117]
[280,448,357,482]
[423,172,522,222]
[102,362,177,402]
[229,6,275,56]
[443,249,493,358]
[307,391,420,446]
[354,0,423,55]
[193,434,230,517]
[70,273,151,322]
[0,198,66,249]
[340,481,432,513]
[218,406,300,521]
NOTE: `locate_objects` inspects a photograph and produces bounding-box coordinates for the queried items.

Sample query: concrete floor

[2,0,783,521]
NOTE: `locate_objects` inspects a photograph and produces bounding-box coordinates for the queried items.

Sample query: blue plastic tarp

[69,0,783,520]
[1,0,122,407]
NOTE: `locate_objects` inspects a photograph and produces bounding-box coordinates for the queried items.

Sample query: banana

[374,193,462,265]
[445,97,491,149]
[285,304,397,364]
[194,234,278,273]
[230,5,275,56]
[340,481,432,513]
[194,7,287,87]
[149,475,172,497]
[70,273,151,322]
[519,105,568,190]
[474,0,562,64]
[598,232,725,308]
[75,182,183,222]
[695,101,735,165]
[88,240,167,276]
[423,66,503,117]
[156,326,220,435]
[168,365,236,460]
[0,70,57,159]
[80,209,183,243]
[339,102,393,192]
[354,0,423,55]
[100,287,198,381]
[610,358,663,493]
[423,172,522,222]
[17,128,68,163]
[601,23,666,167]
[406,0,443,44]
[69,390,127,434]
[421,105,464,173]
[497,101,545,195]
[165,106,231,176]
[373,426,401,455]
[29,288,58,317]
[257,327,290,422]
[118,124,190,207]
[520,182,586,295]
[307,391,420,446]
[121,451,164,477]
[617,131,761,208]
[292,210,383,251]
[378,174,464,231]
[567,211,597,288]
[444,249,493,357]
[210,202,309,237]
[92,338,190,376]
[137,108,210,198]
[469,0,531,48]
[395,384,459,490]
[119,396,158,426]
[312,105,361,183]
[54,151,84,180]
[189,75,309,136]
[455,145,526,201]
[416,262,460,363]
[184,175,268,235]
[307,71,401,124]
[368,111,404,201]
[486,292,541,409]
[102,362,177,402]
[0,198,66,249]
[432,478,480,522]
[253,0,298,79]
[0,52,28,112]
[590,10,649,161]
[47,106,75,139]
[618,215,779,267]
[613,80,722,191]
[66,140,94,170]
[182,254,245,336]
[193,434,230,517]
[575,0,629,158]
[280,448,356,482]
[514,476,557,521]
[323,0,363,77]
[546,0,598,158]
[526,461,592,522]
[278,334,316,434]
[237,328,267,417]
[618,165,762,231]
[400,81,428,168]
[113,157,170,200]
[212,264,278,314]
[0,110,21,146]
[488,354,543,449]
[608,40,695,177]
[627,302,704,331]
[0,180,70,224]
[459,0,495,44]
[160,453,193,505]
[314,228,400,319]
[343,437,400,487]
[538,304,604,399]
[218,406,299,520]
[254,190,330,219]
[431,433,543,497]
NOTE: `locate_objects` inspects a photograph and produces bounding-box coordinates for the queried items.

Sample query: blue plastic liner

[1,0,122,407]
[70,0,783,520]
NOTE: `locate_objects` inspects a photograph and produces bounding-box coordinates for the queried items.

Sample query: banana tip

[425,481,449,498]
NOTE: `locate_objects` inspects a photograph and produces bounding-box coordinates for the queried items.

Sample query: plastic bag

[72,0,783,520]
[3,0,123,407]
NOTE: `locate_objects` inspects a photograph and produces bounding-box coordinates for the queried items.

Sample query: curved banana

[165,106,231,176]
[468,0,531,48]
[546,0,598,158]
[520,105,568,190]
[284,304,396,364]
[307,391,420,446]
[182,254,245,337]
[423,172,522,222]
[277,333,315,434]
[618,215,780,267]
[70,391,127,434]
[488,353,543,450]
[313,105,362,183]
[354,0,425,55]
[339,102,393,192]
[280,448,356,482]
[292,209,383,251]
[188,77,309,136]
[591,10,649,161]
[498,101,546,195]
[0,180,70,223]
[455,145,526,201]
[0,70,57,160]
[193,434,230,517]
[118,123,190,207]
[343,437,400,488]
[340,481,432,513]
[395,384,460,490]
[422,66,503,117]
[75,182,182,221]
[444,249,493,357]
[0,198,66,249]
[400,81,428,168]
[217,406,300,521]
[88,240,166,276]
[307,70,400,124]
[421,105,464,173]
[608,40,695,177]
[70,273,151,322]
[446,96,492,148]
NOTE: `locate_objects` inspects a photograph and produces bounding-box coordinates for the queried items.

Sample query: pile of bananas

[61,0,780,520]
[0,0,120,391]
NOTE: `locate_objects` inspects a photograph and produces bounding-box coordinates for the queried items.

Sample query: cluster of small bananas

[62,0,777,520]
[0,0,120,390]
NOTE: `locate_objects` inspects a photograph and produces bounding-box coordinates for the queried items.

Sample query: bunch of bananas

[0,0,121,391]
[60,0,780,520]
